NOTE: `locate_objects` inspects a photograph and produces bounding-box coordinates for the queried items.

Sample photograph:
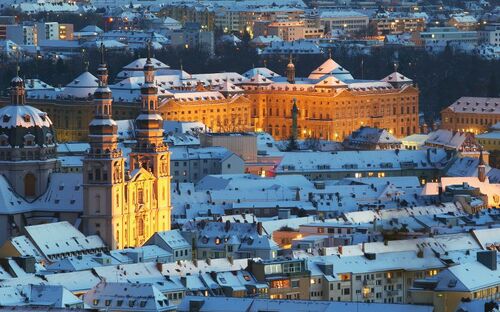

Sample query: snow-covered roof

[308,58,353,80]
[83,281,174,311]
[445,97,500,115]
[344,126,401,147]
[381,71,413,83]
[433,259,498,292]
[320,10,369,18]
[24,221,106,260]
[178,296,433,312]
[242,67,280,79]
[213,80,243,93]
[241,73,272,85]
[314,75,348,88]
[60,71,99,99]
[79,25,103,33]
[276,149,449,173]
[425,129,478,150]
[0,284,82,308]
[0,104,53,129]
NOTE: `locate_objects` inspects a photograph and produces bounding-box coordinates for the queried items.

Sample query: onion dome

[0,76,55,150]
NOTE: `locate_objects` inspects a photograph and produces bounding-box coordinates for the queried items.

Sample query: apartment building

[248,258,311,300]
[170,146,245,183]
[440,97,500,133]
[319,11,369,34]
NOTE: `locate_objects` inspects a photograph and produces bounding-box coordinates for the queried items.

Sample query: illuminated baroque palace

[1,56,419,141]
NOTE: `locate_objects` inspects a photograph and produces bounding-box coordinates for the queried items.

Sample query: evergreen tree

[487,72,499,97]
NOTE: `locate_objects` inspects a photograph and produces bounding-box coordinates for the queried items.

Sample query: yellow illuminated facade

[241,58,420,140]
[159,92,252,132]
[83,55,171,250]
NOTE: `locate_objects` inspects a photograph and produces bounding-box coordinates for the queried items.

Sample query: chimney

[156,262,164,272]
[477,250,497,271]
[225,220,231,232]
[257,222,263,235]
[189,299,205,312]
[338,245,343,255]
[13,256,35,274]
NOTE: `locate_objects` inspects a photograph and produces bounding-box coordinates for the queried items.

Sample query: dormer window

[23,114,31,123]
[24,133,35,146]
[46,133,53,145]
[0,134,8,146]
[2,114,10,123]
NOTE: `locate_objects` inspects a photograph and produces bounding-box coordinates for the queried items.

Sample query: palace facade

[241,59,419,140]
[1,56,420,142]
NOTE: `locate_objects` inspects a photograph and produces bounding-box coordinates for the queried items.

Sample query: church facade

[82,52,172,249]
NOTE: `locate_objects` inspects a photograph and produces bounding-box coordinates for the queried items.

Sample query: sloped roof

[382,71,412,83]
[123,57,170,71]
[214,80,243,93]
[242,73,272,85]
[79,25,103,33]
[308,58,342,79]
[315,75,348,88]
[61,71,98,98]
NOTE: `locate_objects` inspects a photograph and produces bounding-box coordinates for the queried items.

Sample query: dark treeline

[1,43,498,122]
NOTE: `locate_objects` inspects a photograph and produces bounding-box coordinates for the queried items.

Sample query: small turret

[478,148,486,182]
[286,54,295,84]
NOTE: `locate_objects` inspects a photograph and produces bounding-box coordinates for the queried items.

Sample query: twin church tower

[82,45,171,249]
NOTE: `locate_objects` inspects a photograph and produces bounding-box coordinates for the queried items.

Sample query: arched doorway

[24,173,36,197]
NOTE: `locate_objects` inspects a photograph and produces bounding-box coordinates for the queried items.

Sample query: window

[137,218,144,236]
[24,173,36,197]
[137,189,144,204]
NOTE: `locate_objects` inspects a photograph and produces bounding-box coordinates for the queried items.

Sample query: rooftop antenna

[84,60,89,72]
[99,42,105,65]
[15,48,20,77]
[146,38,152,61]
[328,48,332,59]
[361,57,364,80]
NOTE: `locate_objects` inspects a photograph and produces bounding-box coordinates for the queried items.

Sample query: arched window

[137,218,144,236]
[24,173,36,197]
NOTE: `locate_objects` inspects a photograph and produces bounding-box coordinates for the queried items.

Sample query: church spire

[10,72,25,106]
[478,148,486,182]
[131,38,168,171]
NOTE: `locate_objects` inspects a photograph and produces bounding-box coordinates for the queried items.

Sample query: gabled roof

[314,75,348,88]
[214,80,243,93]
[242,67,280,79]
[241,73,272,85]
[382,71,413,83]
[308,58,342,79]
[61,71,98,98]
[122,58,170,71]
[79,25,103,33]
